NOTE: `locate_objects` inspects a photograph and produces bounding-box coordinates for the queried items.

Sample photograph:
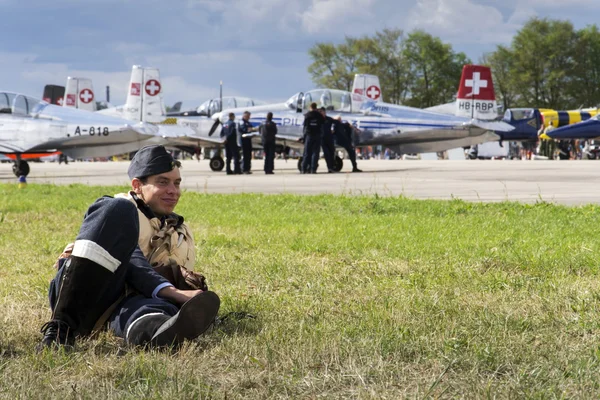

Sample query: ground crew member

[239,111,256,174]
[38,145,220,350]
[302,102,324,173]
[319,107,336,173]
[221,113,241,175]
[333,116,362,172]
[260,112,278,174]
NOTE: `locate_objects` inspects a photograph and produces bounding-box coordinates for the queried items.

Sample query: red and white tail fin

[455,65,497,120]
[352,74,382,102]
[124,65,165,122]
[42,84,65,106]
[63,77,96,111]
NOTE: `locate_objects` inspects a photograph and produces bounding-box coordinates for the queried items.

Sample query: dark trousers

[336,139,358,169]
[49,197,178,338]
[302,134,321,173]
[321,134,336,171]
[263,141,275,173]
[241,138,253,172]
[225,140,241,173]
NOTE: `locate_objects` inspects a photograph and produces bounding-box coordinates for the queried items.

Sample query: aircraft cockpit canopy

[503,108,535,122]
[196,97,265,117]
[285,89,368,113]
[0,92,47,116]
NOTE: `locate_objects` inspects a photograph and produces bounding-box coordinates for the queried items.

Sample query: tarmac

[1,158,598,205]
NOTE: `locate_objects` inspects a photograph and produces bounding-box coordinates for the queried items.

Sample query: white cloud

[405,0,516,44]
[2,0,599,109]
[300,0,377,34]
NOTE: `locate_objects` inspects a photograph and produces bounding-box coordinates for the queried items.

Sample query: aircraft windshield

[286,90,368,113]
[0,92,46,115]
[504,108,535,122]
[285,93,301,110]
[197,96,266,115]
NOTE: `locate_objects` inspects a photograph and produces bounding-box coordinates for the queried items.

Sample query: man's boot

[352,162,362,173]
[126,291,220,347]
[37,255,115,350]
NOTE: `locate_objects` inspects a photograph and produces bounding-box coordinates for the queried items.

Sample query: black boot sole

[151,291,220,347]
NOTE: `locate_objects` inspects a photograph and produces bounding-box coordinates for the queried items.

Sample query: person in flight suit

[301,102,324,174]
[239,111,256,174]
[333,116,362,172]
[259,112,278,174]
[319,107,336,173]
[38,145,220,350]
[221,112,242,175]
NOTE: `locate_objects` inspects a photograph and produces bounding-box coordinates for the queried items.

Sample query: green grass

[2,183,600,398]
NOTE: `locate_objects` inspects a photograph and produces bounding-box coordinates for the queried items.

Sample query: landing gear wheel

[297,157,303,172]
[209,157,225,172]
[13,160,30,177]
[334,156,343,172]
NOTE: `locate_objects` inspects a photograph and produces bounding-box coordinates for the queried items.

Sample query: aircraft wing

[157,124,226,147]
[241,132,305,151]
[545,118,600,140]
[388,131,501,154]
[36,124,159,159]
[0,141,26,154]
[357,119,513,148]
[275,133,303,143]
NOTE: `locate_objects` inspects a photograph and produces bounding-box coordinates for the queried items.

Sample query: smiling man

[38,145,220,350]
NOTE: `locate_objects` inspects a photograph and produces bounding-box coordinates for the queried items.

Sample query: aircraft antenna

[219,81,223,112]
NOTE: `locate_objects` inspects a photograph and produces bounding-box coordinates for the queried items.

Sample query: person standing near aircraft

[38,145,219,350]
[302,103,324,174]
[333,116,362,172]
[260,112,277,174]
[319,107,336,173]
[221,113,241,175]
[239,111,256,174]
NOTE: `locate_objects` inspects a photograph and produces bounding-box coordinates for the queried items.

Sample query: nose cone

[547,119,600,140]
[497,119,538,141]
[212,111,223,123]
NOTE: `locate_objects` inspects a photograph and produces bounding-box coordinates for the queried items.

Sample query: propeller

[208,118,221,137]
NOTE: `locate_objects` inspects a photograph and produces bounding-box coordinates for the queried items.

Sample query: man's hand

[158,286,203,305]
[54,243,74,269]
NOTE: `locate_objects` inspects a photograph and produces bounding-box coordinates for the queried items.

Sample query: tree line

[308,18,600,111]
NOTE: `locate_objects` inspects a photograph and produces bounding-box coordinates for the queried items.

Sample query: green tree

[509,18,577,109]
[307,38,366,91]
[402,31,470,108]
[483,46,517,111]
[570,25,600,107]
[357,29,412,104]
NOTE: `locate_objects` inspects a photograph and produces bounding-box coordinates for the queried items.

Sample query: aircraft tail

[42,84,65,106]
[63,77,97,111]
[170,101,182,113]
[455,65,497,120]
[124,65,165,122]
[352,74,382,102]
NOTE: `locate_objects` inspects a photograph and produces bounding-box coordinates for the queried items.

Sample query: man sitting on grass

[38,145,220,350]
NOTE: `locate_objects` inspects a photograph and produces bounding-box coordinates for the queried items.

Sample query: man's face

[243,113,251,121]
[132,168,182,217]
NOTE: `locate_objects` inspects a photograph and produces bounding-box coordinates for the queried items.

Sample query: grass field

[2,183,600,398]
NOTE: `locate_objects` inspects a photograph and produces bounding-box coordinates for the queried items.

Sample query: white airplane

[168,96,266,118]
[88,66,266,170]
[0,91,159,177]
[210,64,513,171]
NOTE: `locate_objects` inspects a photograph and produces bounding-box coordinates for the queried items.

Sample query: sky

[1,0,599,109]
